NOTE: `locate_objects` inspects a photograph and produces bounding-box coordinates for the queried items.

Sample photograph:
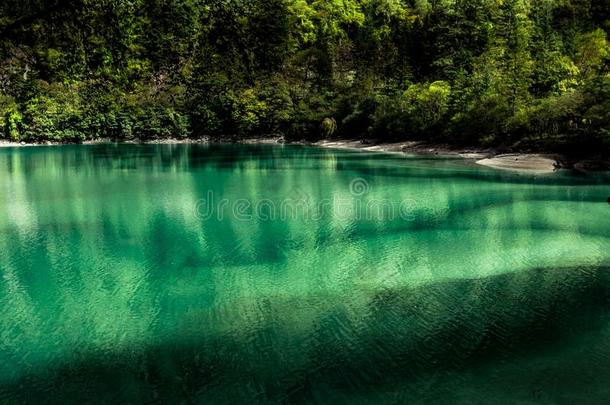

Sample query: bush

[365,81,452,141]
[130,106,191,140]
[401,81,451,134]
[230,88,269,136]
[5,110,24,141]
[0,96,22,140]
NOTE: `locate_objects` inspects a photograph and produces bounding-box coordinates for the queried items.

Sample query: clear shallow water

[1,144,610,404]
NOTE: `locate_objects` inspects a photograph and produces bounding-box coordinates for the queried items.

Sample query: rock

[476,154,560,173]
[573,160,610,172]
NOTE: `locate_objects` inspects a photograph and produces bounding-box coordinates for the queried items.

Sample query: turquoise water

[1,144,610,404]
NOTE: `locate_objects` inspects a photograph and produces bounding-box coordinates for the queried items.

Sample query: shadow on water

[2,144,610,403]
[2,265,610,404]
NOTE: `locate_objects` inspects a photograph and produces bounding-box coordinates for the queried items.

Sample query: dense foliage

[1,0,609,154]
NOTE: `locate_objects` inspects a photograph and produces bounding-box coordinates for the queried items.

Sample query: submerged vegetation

[0,0,609,154]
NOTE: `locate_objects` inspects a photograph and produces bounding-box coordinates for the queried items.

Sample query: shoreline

[1,137,608,173]
[309,140,562,173]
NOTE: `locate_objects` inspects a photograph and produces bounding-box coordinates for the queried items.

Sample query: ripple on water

[0,144,610,403]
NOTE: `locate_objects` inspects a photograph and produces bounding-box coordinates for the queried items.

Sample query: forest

[0,0,609,155]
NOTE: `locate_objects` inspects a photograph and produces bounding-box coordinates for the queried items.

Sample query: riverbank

[0,138,210,147]
[1,137,608,173]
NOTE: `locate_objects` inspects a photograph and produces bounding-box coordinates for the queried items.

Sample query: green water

[1,144,610,404]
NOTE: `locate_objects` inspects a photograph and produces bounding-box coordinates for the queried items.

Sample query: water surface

[1,144,610,404]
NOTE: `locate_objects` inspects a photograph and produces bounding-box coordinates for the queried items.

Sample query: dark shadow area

[2,265,610,404]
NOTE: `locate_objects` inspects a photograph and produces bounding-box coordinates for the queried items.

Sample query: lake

[1,144,610,404]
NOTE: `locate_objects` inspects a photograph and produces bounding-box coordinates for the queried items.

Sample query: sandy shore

[313,139,490,158]
[0,140,37,147]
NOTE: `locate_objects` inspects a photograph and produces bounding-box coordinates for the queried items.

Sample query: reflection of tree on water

[1,144,610,403]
